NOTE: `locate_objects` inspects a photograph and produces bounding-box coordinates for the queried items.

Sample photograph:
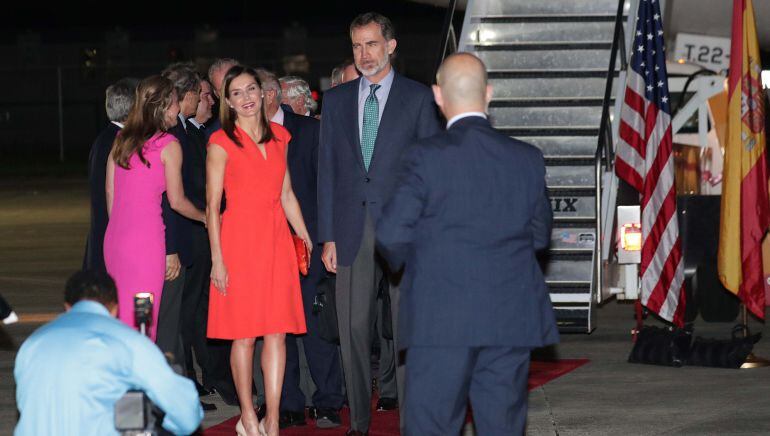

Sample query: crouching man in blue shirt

[14,270,203,435]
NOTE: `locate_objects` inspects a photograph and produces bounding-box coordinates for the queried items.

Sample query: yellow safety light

[620,223,642,251]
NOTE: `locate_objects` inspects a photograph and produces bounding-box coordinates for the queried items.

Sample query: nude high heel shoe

[235,418,247,436]
[258,420,268,436]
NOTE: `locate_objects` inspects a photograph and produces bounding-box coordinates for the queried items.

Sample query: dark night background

[0,0,461,171]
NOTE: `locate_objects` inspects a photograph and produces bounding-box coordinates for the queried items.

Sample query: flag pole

[740,303,770,368]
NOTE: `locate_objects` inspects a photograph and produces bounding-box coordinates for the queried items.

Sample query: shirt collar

[187,117,204,130]
[446,112,487,129]
[270,106,285,126]
[177,114,187,132]
[360,66,395,96]
[111,121,124,129]
[70,300,111,317]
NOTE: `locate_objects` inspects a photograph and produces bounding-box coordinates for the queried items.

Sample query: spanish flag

[718,0,769,319]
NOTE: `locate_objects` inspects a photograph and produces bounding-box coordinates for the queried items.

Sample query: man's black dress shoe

[345,430,368,436]
[315,408,341,428]
[279,410,306,428]
[200,401,217,411]
[375,397,398,411]
[195,380,215,397]
[256,403,267,421]
[307,406,318,420]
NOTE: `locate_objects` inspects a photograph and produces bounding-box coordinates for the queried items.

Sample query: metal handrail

[594,0,629,303]
[435,0,459,77]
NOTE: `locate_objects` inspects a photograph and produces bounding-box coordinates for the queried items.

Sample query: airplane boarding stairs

[457,0,630,332]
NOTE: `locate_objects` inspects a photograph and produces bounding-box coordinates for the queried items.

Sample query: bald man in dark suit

[377,53,559,436]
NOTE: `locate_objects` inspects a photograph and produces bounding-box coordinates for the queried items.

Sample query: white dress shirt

[271,106,285,126]
[446,112,487,129]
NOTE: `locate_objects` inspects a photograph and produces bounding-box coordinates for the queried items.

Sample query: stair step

[466,19,616,44]
[467,0,623,15]
[550,227,596,252]
[550,293,592,303]
[491,97,607,107]
[519,136,598,159]
[548,188,596,220]
[474,46,619,70]
[490,74,615,99]
[471,41,612,51]
[497,127,599,136]
[543,254,592,283]
[548,282,593,293]
[488,69,619,78]
[473,14,621,23]
[489,105,603,128]
[545,157,596,165]
[546,165,596,190]
[553,308,592,333]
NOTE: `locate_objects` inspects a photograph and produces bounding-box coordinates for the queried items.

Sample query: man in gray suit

[317,12,442,436]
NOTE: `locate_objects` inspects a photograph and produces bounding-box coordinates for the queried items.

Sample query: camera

[115,292,167,436]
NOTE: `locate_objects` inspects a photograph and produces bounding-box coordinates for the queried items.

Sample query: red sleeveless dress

[207,124,306,339]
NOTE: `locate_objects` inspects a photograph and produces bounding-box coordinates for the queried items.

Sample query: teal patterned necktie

[361,83,381,171]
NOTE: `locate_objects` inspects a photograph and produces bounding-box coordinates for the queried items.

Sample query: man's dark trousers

[181,225,212,384]
[156,269,187,368]
[155,193,190,366]
[281,245,344,412]
[404,346,530,436]
[336,212,399,431]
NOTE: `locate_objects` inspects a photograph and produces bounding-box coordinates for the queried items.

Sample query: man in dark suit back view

[83,78,137,272]
[377,53,559,436]
[317,12,442,436]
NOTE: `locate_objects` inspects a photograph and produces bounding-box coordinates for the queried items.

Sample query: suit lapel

[192,125,207,160]
[345,79,365,172]
[283,112,297,135]
[368,73,402,173]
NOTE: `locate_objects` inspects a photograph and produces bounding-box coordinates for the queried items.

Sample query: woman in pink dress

[104,75,205,341]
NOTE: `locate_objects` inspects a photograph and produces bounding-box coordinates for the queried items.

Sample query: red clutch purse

[292,235,309,276]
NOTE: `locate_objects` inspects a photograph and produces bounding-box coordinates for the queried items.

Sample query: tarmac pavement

[1,178,769,435]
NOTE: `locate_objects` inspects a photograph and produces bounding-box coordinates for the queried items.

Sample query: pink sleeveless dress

[104,132,176,341]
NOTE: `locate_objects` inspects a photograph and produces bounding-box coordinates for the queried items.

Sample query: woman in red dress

[206,66,310,436]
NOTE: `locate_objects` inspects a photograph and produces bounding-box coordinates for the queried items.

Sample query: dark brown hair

[219,65,274,147]
[112,75,175,168]
[350,12,396,41]
[65,270,118,307]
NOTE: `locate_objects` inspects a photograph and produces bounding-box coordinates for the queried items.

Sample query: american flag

[615,0,686,326]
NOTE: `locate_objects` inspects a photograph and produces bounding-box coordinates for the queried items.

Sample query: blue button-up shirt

[358,66,395,141]
[14,301,203,435]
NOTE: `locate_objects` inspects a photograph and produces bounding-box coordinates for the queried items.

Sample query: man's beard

[357,53,390,78]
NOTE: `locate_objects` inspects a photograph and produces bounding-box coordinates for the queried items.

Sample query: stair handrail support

[594,0,632,305]
[457,0,476,53]
[436,0,459,75]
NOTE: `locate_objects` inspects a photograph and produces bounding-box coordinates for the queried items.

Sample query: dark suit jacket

[317,71,442,266]
[283,111,320,242]
[376,116,559,349]
[162,121,203,267]
[204,117,221,142]
[84,122,120,272]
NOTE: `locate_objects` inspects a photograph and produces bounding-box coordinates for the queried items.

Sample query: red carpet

[203,359,588,435]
